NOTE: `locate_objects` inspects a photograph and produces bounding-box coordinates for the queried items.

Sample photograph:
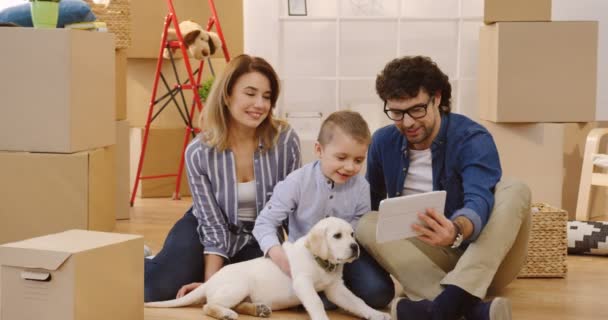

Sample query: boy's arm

[253,177,299,255]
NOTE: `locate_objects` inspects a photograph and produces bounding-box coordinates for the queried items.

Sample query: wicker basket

[518,203,568,278]
[84,0,131,49]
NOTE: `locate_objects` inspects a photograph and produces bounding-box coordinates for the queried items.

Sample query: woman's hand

[267,245,292,278]
[176,282,202,298]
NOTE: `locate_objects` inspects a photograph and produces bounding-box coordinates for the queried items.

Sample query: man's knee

[356,212,379,246]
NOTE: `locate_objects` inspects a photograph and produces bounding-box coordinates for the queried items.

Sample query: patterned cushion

[567,220,608,256]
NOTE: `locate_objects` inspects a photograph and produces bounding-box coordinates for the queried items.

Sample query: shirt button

[325,214,330,218]
[329,195,334,199]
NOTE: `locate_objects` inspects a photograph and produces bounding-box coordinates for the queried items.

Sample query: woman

[145,54,301,302]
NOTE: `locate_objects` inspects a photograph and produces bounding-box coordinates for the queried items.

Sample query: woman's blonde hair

[199,54,286,151]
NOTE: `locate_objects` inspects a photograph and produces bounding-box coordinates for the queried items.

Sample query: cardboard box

[484,0,551,24]
[128,0,243,59]
[116,49,128,121]
[127,58,226,128]
[116,121,130,219]
[482,121,608,219]
[0,147,116,245]
[0,28,115,153]
[0,230,143,320]
[130,128,191,198]
[478,22,598,123]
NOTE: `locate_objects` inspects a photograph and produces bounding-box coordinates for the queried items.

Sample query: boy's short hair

[317,110,371,146]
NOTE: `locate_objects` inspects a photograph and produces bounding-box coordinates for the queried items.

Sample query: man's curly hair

[376,56,452,114]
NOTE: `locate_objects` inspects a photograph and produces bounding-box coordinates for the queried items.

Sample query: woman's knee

[144,284,175,302]
[144,269,178,302]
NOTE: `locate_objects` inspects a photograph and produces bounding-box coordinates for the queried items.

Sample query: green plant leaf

[198,77,215,102]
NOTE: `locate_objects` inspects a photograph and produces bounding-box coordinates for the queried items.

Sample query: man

[356,56,531,320]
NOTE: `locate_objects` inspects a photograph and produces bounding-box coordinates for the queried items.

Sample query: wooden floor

[116,197,608,320]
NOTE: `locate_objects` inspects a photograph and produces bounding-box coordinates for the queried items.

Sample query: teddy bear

[163,20,222,61]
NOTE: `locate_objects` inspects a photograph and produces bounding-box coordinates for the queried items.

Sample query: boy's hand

[268,245,292,278]
[412,208,457,247]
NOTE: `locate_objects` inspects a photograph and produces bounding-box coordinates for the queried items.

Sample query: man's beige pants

[356,178,531,300]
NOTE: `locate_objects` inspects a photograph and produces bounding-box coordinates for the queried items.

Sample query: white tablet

[376,191,447,243]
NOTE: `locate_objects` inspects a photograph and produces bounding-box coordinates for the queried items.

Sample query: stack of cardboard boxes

[0,28,130,245]
[126,0,241,199]
[478,0,607,219]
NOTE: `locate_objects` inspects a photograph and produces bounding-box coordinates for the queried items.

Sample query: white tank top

[237,181,257,221]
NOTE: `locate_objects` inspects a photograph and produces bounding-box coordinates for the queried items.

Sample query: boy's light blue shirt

[253,160,371,255]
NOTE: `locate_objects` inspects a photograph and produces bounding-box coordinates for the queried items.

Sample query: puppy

[145,217,390,320]
[163,20,222,60]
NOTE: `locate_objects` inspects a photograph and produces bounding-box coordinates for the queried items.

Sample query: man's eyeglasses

[383,97,434,121]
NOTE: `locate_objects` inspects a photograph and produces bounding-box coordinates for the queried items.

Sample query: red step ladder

[130,0,231,205]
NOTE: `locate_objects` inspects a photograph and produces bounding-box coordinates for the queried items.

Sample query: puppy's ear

[207,31,222,55]
[305,224,330,261]
[183,30,202,47]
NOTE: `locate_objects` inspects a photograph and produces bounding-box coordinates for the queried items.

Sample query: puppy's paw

[203,304,238,320]
[367,310,391,320]
[255,303,272,318]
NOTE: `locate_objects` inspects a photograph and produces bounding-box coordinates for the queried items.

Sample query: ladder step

[178,84,198,90]
[167,41,182,49]
[140,174,179,180]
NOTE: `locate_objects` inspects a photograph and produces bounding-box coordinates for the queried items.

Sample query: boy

[253,110,394,309]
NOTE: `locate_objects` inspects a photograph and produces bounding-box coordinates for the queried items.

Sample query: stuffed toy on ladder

[130,0,230,205]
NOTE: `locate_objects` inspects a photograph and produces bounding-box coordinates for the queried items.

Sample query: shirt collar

[313,160,335,190]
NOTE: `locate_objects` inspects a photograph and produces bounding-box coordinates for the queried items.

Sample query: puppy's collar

[314,256,338,273]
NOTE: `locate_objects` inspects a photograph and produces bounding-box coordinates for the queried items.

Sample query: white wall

[244,0,608,123]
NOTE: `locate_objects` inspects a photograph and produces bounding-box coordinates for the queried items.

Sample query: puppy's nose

[350,243,360,257]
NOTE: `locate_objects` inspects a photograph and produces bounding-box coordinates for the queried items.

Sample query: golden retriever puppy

[145,217,390,320]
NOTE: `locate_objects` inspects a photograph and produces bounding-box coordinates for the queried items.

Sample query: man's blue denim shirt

[366,112,502,241]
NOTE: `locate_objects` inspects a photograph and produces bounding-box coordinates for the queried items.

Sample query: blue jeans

[144,209,262,302]
[321,246,395,309]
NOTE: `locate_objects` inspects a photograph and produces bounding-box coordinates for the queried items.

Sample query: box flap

[0,247,71,271]
[0,230,141,255]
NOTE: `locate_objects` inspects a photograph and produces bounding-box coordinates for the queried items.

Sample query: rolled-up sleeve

[253,177,299,255]
[185,142,229,259]
[453,129,501,242]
